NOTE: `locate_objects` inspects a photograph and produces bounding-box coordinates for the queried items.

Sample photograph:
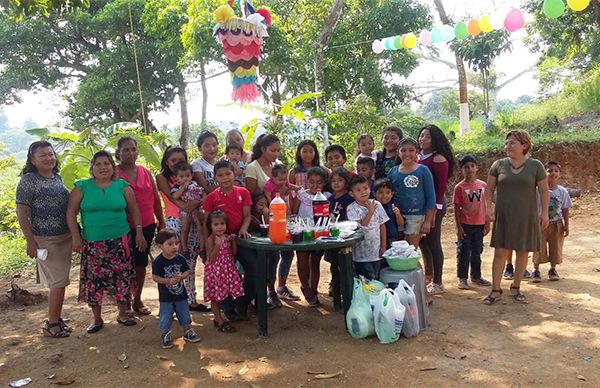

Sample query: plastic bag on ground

[395,279,420,338]
[346,278,375,339]
[373,288,405,344]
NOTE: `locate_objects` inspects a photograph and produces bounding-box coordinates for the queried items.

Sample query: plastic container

[269,194,287,244]
[312,190,329,224]
[384,255,420,271]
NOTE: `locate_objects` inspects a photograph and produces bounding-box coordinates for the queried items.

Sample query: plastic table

[236,231,364,337]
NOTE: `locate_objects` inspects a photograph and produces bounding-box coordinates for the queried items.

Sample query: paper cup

[37,248,48,261]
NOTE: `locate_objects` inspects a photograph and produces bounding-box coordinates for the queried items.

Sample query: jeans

[456,224,484,280]
[159,299,191,333]
[277,250,294,280]
[421,203,447,284]
[354,259,384,281]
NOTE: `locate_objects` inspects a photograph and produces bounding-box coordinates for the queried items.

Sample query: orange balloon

[467,19,482,36]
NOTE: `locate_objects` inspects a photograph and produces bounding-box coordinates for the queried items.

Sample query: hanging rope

[128,3,148,134]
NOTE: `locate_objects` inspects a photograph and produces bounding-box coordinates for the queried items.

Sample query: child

[152,228,201,348]
[387,137,435,249]
[531,161,572,282]
[296,167,331,306]
[170,162,204,258]
[263,163,301,203]
[202,160,252,320]
[453,155,491,290]
[347,176,389,280]
[328,168,354,222]
[376,126,403,179]
[192,131,219,193]
[374,178,404,249]
[325,144,349,171]
[290,140,322,214]
[354,133,378,168]
[225,143,246,186]
[356,157,376,193]
[205,211,245,333]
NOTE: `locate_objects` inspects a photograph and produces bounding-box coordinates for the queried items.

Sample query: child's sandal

[213,319,236,333]
[483,289,503,305]
[510,284,528,303]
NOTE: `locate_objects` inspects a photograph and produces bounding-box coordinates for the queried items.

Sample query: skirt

[34,233,72,288]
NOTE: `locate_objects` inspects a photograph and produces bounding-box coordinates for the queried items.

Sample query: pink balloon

[419,30,432,45]
[372,39,384,54]
[504,8,525,32]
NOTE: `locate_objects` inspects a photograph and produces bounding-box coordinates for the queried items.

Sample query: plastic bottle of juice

[269,193,287,244]
[312,190,329,225]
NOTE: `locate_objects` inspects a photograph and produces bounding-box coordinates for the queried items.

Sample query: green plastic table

[236,231,364,337]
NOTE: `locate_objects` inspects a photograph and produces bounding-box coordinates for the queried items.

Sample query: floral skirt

[79,236,137,306]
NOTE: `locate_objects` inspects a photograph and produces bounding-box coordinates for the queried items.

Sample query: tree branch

[496,65,535,90]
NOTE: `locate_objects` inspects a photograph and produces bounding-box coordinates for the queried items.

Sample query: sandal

[213,319,236,333]
[43,321,70,338]
[483,289,503,305]
[510,284,528,303]
[86,320,104,334]
[59,318,73,333]
[117,316,137,326]
[133,305,152,315]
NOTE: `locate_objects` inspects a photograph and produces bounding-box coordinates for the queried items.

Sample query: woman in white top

[192,131,219,194]
[245,134,281,194]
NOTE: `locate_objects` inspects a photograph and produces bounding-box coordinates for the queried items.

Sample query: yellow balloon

[479,15,493,33]
[404,33,417,49]
[567,0,590,11]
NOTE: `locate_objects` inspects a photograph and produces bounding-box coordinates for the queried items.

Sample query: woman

[67,150,147,333]
[417,124,455,295]
[16,141,73,337]
[484,130,549,305]
[245,135,300,302]
[116,136,165,315]
[155,146,210,312]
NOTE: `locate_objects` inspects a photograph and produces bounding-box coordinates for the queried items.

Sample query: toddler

[225,143,246,186]
[264,163,301,203]
[171,162,204,257]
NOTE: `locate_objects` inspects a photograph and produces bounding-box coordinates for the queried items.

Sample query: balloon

[440,24,456,41]
[419,30,432,45]
[490,11,506,30]
[454,22,468,39]
[431,27,443,43]
[479,15,493,32]
[372,40,384,54]
[567,0,590,11]
[504,8,525,32]
[404,33,417,49]
[467,19,482,36]
[543,0,566,18]
[383,37,394,50]
[393,35,403,49]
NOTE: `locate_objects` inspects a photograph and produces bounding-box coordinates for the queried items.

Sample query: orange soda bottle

[269,193,287,244]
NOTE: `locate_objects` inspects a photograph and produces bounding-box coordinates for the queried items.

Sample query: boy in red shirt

[453,155,491,290]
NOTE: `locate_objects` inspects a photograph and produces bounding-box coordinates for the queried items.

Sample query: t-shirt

[375,152,398,180]
[329,192,354,222]
[191,157,217,188]
[381,201,402,246]
[15,173,69,237]
[297,189,332,219]
[388,164,436,216]
[453,179,487,226]
[264,178,291,200]
[202,186,252,234]
[347,200,389,263]
[74,178,130,241]
[117,166,156,227]
[245,160,270,192]
[152,253,189,302]
[538,185,573,222]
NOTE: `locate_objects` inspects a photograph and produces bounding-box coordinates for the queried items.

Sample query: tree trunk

[178,80,190,148]
[314,0,344,146]
[200,62,208,130]
[433,0,470,134]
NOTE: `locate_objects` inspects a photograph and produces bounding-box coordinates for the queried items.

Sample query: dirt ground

[1,193,600,388]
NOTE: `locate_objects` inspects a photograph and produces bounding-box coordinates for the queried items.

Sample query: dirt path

[1,193,600,387]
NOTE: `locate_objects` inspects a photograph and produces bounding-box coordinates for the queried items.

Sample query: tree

[0,0,89,19]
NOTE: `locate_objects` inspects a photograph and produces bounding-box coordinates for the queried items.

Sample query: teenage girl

[192,131,220,194]
[376,126,403,179]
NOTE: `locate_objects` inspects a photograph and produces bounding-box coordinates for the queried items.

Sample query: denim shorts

[403,215,425,235]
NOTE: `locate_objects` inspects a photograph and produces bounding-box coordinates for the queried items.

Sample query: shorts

[129,224,156,267]
[403,215,425,235]
[34,233,72,288]
[533,220,565,266]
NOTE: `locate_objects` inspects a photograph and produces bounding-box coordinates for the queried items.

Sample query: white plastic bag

[395,279,420,338]
[346,278,375,339]
[373,288,405,344]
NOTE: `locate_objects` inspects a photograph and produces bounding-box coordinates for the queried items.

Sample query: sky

[2,0,540,130]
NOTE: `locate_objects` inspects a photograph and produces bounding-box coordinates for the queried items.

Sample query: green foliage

[450,30,511,75]
[420,89,485,121]
[0,232,30,277]
[1,0,89,19]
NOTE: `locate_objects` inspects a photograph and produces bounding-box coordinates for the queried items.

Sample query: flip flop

[117,316,137,326]
[86,321,104,334]
[133,305,152,315]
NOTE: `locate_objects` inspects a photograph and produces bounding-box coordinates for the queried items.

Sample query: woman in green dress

[484,130,550,305]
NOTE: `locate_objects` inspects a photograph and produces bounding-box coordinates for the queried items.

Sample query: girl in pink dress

[204,210,244,333]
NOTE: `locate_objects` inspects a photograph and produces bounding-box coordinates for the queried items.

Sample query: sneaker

[548,268,560,281]
[277,286,301,301]
[523,269,531,279]
[503,264,514,280]
[531,269,542,283]
[267,291,282,309]
[428,282,446,295]
[458,278,469,290]
[183,329,201,343]
[161,331,173,349]
[308,295,321,308]
[472,277,492,286]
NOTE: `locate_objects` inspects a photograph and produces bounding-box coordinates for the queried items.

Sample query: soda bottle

[269,193,287,244]
[312,190,329,224]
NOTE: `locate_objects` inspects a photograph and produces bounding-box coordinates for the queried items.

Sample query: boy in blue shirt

[374,178,404,249]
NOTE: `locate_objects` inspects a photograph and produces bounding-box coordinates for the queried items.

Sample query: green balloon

[392,35,403,50]
[454,22,468,39]
[543,0,565,19]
